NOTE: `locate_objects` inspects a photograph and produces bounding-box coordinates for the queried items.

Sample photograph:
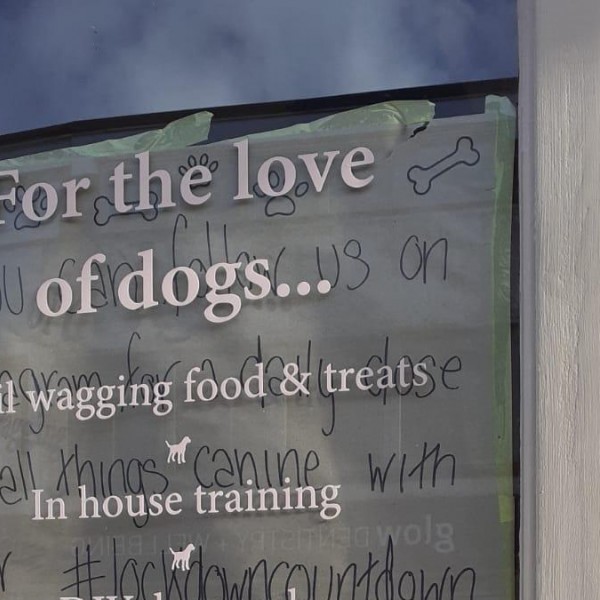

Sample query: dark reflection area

[0,0,517,135]
[0,79,517,160]
[510,141,520,600]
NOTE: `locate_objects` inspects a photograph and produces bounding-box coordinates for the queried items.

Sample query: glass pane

[0,1,517,135]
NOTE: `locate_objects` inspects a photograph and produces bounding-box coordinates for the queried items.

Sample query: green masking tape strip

[0,99,433,171]
[487,94,517,599]
[237,100,435,140]
[0,110,213,170]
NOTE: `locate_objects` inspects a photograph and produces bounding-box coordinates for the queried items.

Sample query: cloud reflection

[0,0,517,134]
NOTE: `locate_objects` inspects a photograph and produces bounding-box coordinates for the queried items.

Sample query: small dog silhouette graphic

[165,436,192,464]
[170,543,195,571]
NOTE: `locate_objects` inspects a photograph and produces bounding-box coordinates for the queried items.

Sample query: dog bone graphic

[94,192,160,227]
[407,136,481,196]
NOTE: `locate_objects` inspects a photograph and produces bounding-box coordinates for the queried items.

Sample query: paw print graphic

[252,170,309,217]
[3,185,48,231]
[178,153,219,179]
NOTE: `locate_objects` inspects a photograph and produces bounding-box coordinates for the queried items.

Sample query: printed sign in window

[0,94,516,600]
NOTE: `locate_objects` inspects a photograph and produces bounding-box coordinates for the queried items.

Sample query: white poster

[0,96,516,600]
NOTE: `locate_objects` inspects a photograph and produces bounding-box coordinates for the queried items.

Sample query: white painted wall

[519,0,600,597]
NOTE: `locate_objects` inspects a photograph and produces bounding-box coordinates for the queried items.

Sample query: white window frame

[518,0,600,596]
